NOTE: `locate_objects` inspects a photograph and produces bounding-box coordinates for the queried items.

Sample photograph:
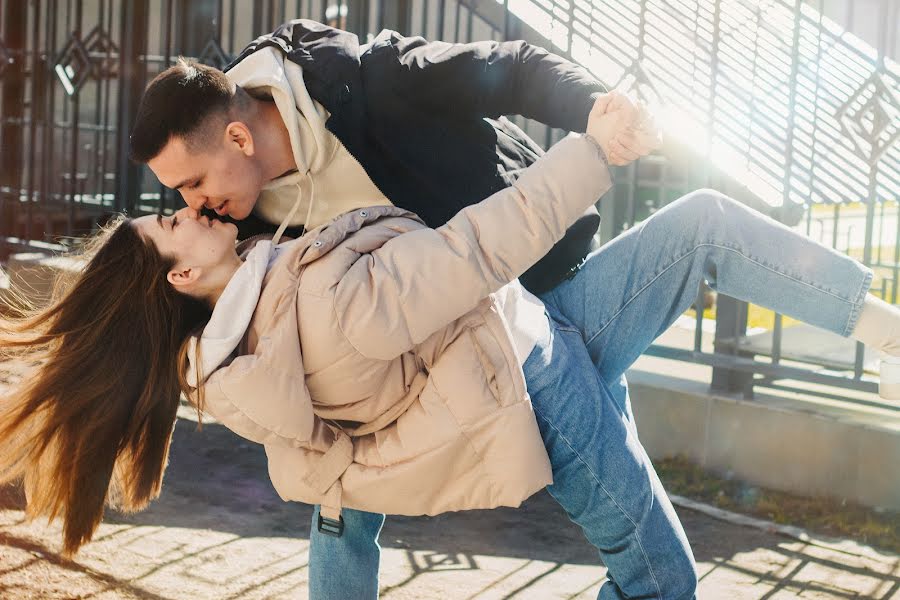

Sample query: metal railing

[0,0,897,402]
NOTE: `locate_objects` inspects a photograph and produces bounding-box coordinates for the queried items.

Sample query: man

[130,19,684,600]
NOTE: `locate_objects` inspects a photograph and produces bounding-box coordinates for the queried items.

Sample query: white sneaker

[879,353,900,400]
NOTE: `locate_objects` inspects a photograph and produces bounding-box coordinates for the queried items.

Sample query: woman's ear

[225,121,254,157]
[167,266,202,290]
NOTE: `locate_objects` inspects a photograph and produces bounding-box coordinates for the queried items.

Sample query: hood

[226,46,337,177]
[226,47,340,231]
[186,240,274,387]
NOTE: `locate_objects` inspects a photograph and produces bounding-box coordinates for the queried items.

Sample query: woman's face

[134,207,240,291]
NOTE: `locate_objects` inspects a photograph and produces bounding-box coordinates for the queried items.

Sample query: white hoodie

[226,47,391,229]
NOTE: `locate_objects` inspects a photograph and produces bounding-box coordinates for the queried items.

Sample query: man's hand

[587,92,662,166]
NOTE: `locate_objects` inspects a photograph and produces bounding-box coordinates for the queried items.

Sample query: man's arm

[383,32,606,134]
[384,32,661,164]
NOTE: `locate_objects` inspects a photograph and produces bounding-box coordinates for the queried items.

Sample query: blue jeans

[308,190,872,599]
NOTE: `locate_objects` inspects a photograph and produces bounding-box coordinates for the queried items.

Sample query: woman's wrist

[582,133,610,166]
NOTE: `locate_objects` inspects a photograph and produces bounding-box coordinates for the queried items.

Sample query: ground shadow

[2,415,896,599]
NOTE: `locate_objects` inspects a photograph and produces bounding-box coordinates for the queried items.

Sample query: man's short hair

[129,58,249,163]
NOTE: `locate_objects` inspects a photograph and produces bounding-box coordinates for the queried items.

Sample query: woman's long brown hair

[0,216,210,555]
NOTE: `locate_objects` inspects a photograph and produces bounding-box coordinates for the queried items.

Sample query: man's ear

[225,121,254,157]
[167,266,202,290]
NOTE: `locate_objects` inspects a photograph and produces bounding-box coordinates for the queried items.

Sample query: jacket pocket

[468,324,515,407]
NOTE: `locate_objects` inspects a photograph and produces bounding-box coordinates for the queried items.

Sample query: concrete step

[631,327,900,511]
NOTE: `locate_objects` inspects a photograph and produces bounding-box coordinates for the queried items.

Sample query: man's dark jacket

[224,19,608,293]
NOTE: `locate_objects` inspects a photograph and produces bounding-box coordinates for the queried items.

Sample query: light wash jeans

[308,189,873,600]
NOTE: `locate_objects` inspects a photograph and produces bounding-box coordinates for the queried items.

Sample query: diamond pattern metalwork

[197,38,232,70]
[83,25,118,78]
[53,33,93,96]
[836,72,900,166]
[0,37,12,79]
[615,61,664,109]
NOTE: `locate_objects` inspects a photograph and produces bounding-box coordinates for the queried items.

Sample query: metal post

[0,0,27,201]
[114,0,149,213]
[711,294,754,397]
[176,0,218,57]
[381,0,411,34]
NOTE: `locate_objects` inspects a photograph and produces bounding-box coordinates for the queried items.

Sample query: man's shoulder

[226,19,360,73]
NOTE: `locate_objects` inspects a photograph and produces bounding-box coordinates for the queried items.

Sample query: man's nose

[174,206,200,221]
[180,191,208,211]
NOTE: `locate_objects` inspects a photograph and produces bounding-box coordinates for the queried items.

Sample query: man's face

[147,132,263,221]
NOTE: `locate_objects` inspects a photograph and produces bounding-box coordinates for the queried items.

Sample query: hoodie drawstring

[272,169,315,246]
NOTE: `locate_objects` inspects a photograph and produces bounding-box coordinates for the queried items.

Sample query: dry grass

[656,455,900,554]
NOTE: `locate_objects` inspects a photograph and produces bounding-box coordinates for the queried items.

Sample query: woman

[0,101,893,600]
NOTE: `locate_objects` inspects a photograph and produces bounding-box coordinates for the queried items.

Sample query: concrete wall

[630,370,900,511]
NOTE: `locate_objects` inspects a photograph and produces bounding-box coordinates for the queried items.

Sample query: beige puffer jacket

[199,135,612,520]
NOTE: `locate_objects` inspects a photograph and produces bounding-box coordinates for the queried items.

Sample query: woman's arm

[334,133,611,360]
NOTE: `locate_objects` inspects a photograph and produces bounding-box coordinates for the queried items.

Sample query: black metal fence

[1,0,898,402]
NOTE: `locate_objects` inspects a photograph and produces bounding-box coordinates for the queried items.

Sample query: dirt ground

[0,366,898,599]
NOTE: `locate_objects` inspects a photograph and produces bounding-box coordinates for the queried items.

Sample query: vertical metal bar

[780,0,802,222]
[893,200,900,304]
[26,0,43,232]
[708,0,752,396]
[832,204,839,248]
[217,0,224,42]
[89,0,103,213]
[159,0,174,213]
[100,0,114,207]
[230,0,237,49]
[772,314,783,364]
[693,287,703,353]
[114,0,148,213]
[421,0,428,37]
[163,0,172,64]
[67,0,83,237]
[253,0,262,38]
[808,0,824,208]
[39,0,58,241]
[0,0,26,210]
[764,0,804,367]
[437,0,445,39]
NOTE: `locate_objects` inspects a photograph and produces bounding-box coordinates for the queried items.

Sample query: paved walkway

[0,407,896,600]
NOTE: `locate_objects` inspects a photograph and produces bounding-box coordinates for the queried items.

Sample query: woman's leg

[308,506,386,599]
[524,316,697,600]
[539,188,873,384]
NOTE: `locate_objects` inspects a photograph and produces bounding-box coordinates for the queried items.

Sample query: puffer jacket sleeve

[334,135,611,360]
[197,327,316,447]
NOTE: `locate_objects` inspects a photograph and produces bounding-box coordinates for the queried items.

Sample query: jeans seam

[586,242,863,347]
[843,268,873,336]
[534,410,663,600]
